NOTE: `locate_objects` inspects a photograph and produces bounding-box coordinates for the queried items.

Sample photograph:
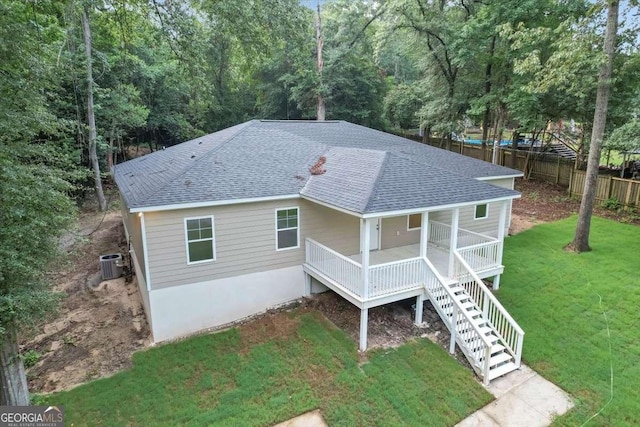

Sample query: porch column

[360,218,371,300]
[359,308,368,351]
[304,272,312,296]
[494,200,509,290]
[414,294,424,325]
[419,212,429,259]
[448,208,460,277]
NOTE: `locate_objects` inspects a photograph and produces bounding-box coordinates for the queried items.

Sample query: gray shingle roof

[114,120,520,214]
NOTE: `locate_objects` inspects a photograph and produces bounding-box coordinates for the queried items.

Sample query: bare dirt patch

[238,310,301,352]
[24,207,151,393]
[304,292,471,367]
[511,178,640,234]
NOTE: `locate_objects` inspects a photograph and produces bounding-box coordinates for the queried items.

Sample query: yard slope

[42,311,492,426]
[498,216,640,425]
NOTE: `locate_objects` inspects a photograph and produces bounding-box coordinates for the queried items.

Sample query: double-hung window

[185,216,215,264]
[474,204,488,220]
[276,208,299,250]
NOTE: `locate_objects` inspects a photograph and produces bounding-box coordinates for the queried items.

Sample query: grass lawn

[41,311,492,426]
[498,216,640,425]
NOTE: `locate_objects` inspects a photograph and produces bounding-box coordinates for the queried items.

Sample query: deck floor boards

[349,243,450,278]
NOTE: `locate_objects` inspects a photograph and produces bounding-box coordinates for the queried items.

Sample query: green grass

[42,312,491,426]
[498,216,640,425]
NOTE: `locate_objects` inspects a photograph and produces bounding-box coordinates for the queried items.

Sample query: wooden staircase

[442,282,518,382]
[421,256,524,384]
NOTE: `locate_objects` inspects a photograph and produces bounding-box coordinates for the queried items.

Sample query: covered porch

[302,201,511,351]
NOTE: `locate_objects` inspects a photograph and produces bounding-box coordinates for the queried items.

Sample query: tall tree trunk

[0,324,29,405]
[82,7,107,211]
[571,1,618,252]
[481,35,496,162]
[511,129,519,169]
[315,2,325,121]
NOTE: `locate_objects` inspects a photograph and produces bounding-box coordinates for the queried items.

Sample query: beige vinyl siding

[121,197,146,279]
[380,216,420,250]
[144,198,360,290]
[430,204,501,237]
[300,200,360,255]
[428,178,515,238]
[483,177,515,234]
[485,177,515,190]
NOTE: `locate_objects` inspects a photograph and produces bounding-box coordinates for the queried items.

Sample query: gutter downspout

[139,212,151,292]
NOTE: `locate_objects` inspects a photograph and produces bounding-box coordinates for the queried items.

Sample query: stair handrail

[453,251,524,366]
[422,257,493,382]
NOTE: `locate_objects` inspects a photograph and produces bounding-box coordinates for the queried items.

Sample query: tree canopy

[1,0,639,402]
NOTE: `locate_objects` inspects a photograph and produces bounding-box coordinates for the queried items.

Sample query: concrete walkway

[274,366,572,427]
[273,410,328,427]
[456,365,574,427]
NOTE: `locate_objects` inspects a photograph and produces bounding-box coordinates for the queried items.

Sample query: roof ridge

[362,151,389,213]
[136,120,258,206]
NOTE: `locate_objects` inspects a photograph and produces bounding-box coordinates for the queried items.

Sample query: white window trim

[407,213,422,231]
[275,207,300,251]
[184,215,216,265]
[474,204,489,220]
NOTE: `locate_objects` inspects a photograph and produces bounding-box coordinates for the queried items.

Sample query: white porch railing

[428,221,451,248]
[457,241,501,272]
[453,252,524,367]
[429,221,498,249]
[422,257,493,382]
[305,239,363,297]
[369,257,424,298]
[429,221,501,272]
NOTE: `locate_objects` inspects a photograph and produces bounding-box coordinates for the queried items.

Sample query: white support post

[448,208,460,277]
[361,218,371,300]
[419,212,429,259]
[414,294,424,326]
[359,308,368,351]
[304,272,312,296]
[494,200,508,290]
[449,307,458,354]
[497,200,508,260]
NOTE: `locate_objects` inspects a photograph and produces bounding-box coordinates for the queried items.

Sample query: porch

[301,202,523,383]
[303,220,504,311]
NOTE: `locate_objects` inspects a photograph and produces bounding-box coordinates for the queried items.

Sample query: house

[114,120,525,384]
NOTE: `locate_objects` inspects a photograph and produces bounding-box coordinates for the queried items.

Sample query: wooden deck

[349,243,451,278]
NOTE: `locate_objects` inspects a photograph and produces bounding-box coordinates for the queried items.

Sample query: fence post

[607,175,613,200]
[568,169,573,196]
[555,156,561,184]
[624,180,633,210]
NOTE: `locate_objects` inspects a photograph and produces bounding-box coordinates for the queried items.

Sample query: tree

[0,0,76,404]
[81,4,107,210]
[570,1,619,252]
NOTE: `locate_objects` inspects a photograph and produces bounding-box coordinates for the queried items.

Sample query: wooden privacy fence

[412,136,576,187]
[569,170,640,210]
[399,134,640,210]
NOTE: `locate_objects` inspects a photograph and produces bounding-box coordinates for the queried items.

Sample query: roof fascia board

[130,194,300,213]
[361,195,521,219]
[476,173,523,181]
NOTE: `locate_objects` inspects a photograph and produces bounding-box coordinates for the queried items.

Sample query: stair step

[491,343,506,354]
[466,334,499,353]
[489,352,513,367]
[467,309,482,318]
[459,300,476,310]
[487,361,518,381]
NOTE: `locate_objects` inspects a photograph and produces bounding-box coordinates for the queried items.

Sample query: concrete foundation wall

[149,265,304,342]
